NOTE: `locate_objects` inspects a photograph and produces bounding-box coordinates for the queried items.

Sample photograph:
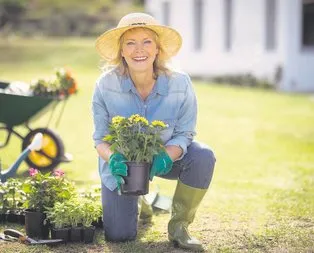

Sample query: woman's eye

[144,40,152,44]
[126,41,135,46]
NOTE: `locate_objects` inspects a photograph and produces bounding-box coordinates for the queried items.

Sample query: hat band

[129,22,147,26]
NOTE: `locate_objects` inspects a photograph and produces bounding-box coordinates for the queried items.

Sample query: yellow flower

[128,114,140,122]
[151,120,167,128]
[112,116,125,125]
[135,117,149,125]
[128,114,148,125]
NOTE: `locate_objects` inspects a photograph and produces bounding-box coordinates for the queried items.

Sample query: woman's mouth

[132,56,148,62]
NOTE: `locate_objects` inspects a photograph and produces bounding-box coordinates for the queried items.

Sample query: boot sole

[169,238,204,252]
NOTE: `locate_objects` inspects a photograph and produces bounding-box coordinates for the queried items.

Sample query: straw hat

[95,12,182,62]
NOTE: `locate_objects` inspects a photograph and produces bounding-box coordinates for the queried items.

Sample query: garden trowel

[3,229,63,245]
[144,184,172,212]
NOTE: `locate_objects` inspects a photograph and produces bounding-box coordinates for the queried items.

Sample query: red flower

[68,81,77,94]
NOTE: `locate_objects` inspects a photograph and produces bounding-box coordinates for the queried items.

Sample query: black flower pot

[0,213,6,223]
[19,211,25,225]
[121,162,151,196]
[92,216,103,228]
[70,227,83,242]
[25,209,49,239]
[6,211,18,223]
[82,226,95,243]
[51,227,70,243]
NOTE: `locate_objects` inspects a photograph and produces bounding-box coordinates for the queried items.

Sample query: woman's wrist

[165,145,183,161]
[96,142,113,162]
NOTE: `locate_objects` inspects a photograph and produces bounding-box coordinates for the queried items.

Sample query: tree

[0,0,26,29]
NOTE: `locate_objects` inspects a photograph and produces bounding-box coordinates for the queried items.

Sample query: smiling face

[121,28,159,75]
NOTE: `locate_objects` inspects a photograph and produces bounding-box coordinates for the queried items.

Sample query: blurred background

[0,0,144,37]
[1,0,314,91]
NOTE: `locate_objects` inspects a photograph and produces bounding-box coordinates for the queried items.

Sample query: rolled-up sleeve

[165,75,197,159]
[92,80,110,147]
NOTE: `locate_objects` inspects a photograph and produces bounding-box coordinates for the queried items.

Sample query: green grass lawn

[0,38,313,252]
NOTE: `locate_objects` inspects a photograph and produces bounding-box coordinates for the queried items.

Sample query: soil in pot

[121,162,151,196]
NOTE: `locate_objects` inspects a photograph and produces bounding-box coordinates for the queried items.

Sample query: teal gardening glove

[150,151,173,180]
[109,153,128,194]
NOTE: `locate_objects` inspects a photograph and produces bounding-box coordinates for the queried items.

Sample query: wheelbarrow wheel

[22,128,65,172]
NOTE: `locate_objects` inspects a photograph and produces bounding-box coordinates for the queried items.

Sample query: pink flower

[53,168,65,178]
[29,168,38,177]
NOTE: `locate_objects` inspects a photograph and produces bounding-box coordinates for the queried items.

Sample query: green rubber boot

[168,181,207,252]
[138,196,153,221]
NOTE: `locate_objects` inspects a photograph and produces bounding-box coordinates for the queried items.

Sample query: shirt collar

[121,76,133,93]
[154,74,168,96]
[121,74,169,96]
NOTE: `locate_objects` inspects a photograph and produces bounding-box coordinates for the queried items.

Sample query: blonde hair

[102,27,171,79]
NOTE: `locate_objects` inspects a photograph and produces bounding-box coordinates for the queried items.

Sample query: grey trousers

[101,141,216,242]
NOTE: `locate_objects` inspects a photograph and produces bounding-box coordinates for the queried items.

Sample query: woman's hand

[109,153,128,193]
[149,151,173,180]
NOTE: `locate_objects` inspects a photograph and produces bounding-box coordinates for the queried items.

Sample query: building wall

[281,0,314,92]
[145,0,314,92]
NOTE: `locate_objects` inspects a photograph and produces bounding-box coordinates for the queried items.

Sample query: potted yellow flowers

[104,114,167,195]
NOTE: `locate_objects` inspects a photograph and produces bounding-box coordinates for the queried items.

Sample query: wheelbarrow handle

[28,132,43,151]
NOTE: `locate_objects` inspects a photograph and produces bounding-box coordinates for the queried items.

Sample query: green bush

[211,73,274,89]
[46,201,72,229]
[80,198,102,228]
[0,178,25,213]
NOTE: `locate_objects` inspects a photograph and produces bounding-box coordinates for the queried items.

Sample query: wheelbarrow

[0,132,43,182]
[0,80,72,172]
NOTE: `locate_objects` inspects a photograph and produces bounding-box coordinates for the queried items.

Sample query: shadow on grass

[105,241,175,253]
[102,217,182,253]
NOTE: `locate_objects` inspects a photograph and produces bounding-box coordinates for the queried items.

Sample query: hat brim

[95,24,182,61]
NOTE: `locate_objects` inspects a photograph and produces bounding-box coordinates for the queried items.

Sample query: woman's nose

[135,42,144,51]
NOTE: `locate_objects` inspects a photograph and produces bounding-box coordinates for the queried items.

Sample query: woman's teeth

[133,56,147,61]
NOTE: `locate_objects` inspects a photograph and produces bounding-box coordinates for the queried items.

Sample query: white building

[145,0,314,92]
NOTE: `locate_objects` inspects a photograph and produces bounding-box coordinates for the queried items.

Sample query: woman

[92,13,216,251]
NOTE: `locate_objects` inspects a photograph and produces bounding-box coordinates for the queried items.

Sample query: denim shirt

[92,69,197,191]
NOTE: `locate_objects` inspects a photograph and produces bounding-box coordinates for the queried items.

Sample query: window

[302,0,314,47]
[162,2,170,26]
[194,0,203,50]
[224,0,233,51]
[265,0,277,50]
